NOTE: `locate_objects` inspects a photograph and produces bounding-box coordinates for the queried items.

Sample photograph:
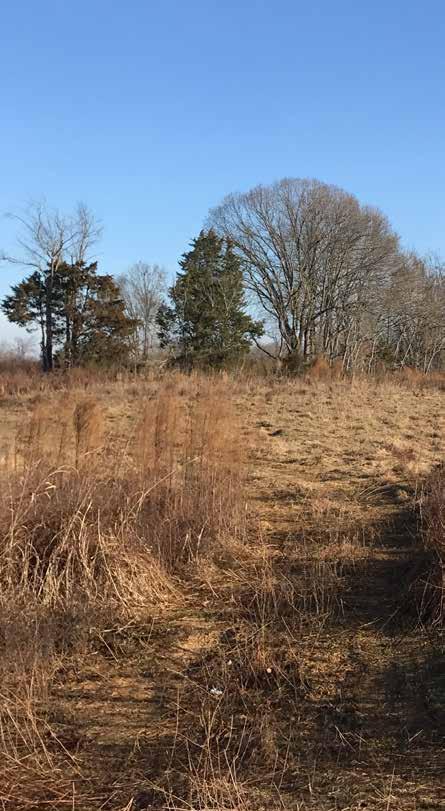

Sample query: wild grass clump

[420,464,445,626]
[305,354,344,381]
[0,465,176,620]
[132,376,245,570]
[392,366,445,391]
[205,529,345,632]
[2,376,244,622]
[0,349,42,398]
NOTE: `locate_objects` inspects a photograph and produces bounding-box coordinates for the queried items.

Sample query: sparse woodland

[0,180,444,810]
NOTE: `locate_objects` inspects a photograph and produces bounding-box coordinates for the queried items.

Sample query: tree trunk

[44,273,54,372]
[45,305,53,370]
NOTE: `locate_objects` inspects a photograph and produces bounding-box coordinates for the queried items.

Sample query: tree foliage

[157,230,263,368]
[2,260,138,368]
[1,203,138,369]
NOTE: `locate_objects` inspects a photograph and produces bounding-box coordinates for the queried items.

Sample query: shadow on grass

[52,481,444,809]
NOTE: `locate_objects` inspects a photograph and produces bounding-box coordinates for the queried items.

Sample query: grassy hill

[0,370,443,810]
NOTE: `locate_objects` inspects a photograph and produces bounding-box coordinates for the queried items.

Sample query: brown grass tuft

[420,464,445,625]
[73,399,105,467]
[305,354,342,381]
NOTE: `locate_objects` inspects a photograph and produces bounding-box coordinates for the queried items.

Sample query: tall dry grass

[0,350,41,398]
[2,368,438,809]
[0,374,247,809]
[2,375,246,617]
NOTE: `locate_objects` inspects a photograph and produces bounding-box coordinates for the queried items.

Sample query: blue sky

[1,0,445,343]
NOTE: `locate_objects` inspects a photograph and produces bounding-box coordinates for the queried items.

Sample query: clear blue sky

[1,0,444,343]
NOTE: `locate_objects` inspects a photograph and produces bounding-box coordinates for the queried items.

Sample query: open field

[0,371,444,810]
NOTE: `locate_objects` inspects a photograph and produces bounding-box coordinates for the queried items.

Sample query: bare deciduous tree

[117,262,166,360]
[379,253,445,372]
[209,178,400,368]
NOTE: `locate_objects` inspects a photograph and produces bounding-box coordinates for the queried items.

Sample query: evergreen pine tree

[157,230,263,368]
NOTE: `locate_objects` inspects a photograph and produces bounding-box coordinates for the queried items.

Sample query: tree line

[2,179,445,373]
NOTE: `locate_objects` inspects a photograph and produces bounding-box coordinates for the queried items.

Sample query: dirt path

[50,380,445,809]
[242,392,445,809]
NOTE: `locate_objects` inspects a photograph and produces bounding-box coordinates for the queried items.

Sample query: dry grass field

[0,369,444,810]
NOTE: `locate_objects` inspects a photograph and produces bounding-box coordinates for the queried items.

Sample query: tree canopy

[209,178,401,369]
[2,260,138,369]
